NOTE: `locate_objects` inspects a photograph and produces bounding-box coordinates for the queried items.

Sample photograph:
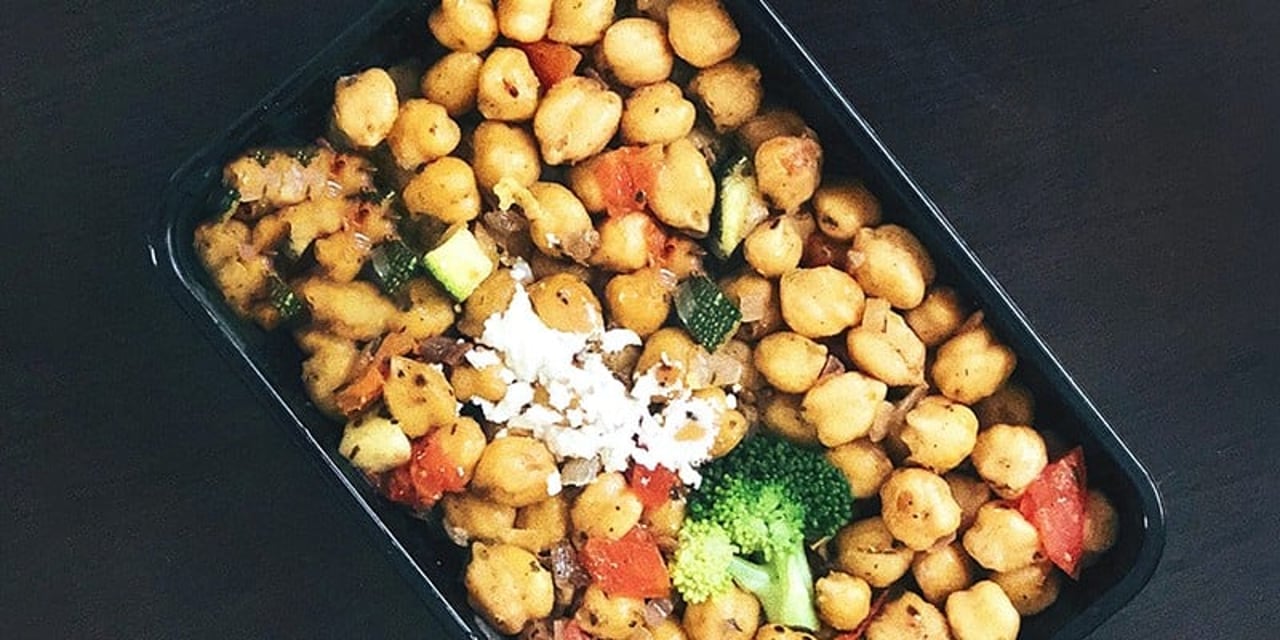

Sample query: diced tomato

[1019,447,1088,578]
[519,40,582,88]
[593,146,662,215]
[801,231,849,270]
[580,527,672,599]
[627,463,679,512]
[556,619,592,640]
[383,463,431,511]
[407,430,469,508]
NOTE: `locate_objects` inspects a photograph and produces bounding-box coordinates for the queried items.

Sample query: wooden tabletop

[2,1,1277,638]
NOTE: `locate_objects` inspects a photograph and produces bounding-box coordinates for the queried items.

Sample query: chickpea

[946,580,1021,640]
[719,272,783,340]
[622,81,697,145]
[973,382,1035,429]
[655,233,705,280]
[666,0,740,68]
[600,17,674,87]
[737,109,811,154]
[683,587,760,640]
[392,278,456,340]
[814,571,872,631]
[931,320,1018,405]
[753,625,819,640]
[442,492,517,545]
[459,268,517,337]
[504,494,569,553]
[476,47,541,121]
[403,156,482,224]
[571,472,644,541]
[382,356,457,437]
[755,135,822,214]
[534,76,623,165]
[900,395,980,474]
[464,542,554,635]
[944,472,993,531]
[527,272,604,333]
[687,59,763,131]
[472,120,541,192]
[331,68,399,149]
[989,560,1061,616]
[591,212,656,273]
[386,99,460,170]
[421,51,483,116]
[1083,489,1119,560]
[879,468,963,551]
[497,0,552,42]
[296,278,398,341]
[450,363,507,403]
[643,495,686,541]
[832,517,914,588]
[708,407,748,458]
[962,502,1041,572]
[743,216,804,277]
[470,436,558,507]
[849,224,935,310]
[912,542,974,605]
[547,0,615,45]
[803,371,888,448]
[526,181,596,261]
[778,266,864,338]
[299,332,360,418]
[605,268,673,337]
[845,300,927,386]
[429,0,499,53]
[635,327,709,389]
[576,584,646,639]
[649,619,688,640]
[971,424,1047,498]
[434,416,487,484]
[813,180,882,241]
[649,137,716,236]
[753,331,828,394]
[760,393,819,446]
[864,591,950,640]
[827,439,894,500]
[905,286,969,347]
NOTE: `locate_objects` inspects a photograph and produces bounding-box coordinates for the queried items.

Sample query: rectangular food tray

[147,1,1165,638]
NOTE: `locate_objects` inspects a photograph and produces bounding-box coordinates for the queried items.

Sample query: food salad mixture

[194,1,1119,638]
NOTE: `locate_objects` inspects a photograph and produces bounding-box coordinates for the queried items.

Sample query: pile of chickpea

[197,1,1123,639]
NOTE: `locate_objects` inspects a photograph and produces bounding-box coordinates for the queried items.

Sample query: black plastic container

[148,1,1165,638]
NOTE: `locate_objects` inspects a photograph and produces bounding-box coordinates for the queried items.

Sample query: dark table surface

[3,1,1278,638]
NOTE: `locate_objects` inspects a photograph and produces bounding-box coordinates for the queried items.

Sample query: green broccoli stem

[727,544,820,630]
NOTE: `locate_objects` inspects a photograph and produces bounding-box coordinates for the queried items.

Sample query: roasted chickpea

[386,99,460,170]
[833,517,914,588]
[709,407,749,458]
[443,492,517,544]
[666,0,740,68]
[575,585,646,639]
[813,180,882,240]
[450,363,507,403]
[1083,489,1119,560]
[719,272,783,340]
[753,331,828,394]
[465,542,554,635]
[864,591,950,640]
[946,580,1021,640]
[504,494,569,553]
[879,468,963,551]
[429,0,500,53]
[600,17,673,87]
[683,587,760,640]
[592,212,656,273]
[755,135,822,214]
[534,76,623,165]
[753,624,819,640]
[846,299,927,386]
[971,424,1048,498]
[815,571,872,631]
[905,286,969,347]
[476,47,541,121]
[296,278,398,341]
[605,268,673,337]
[900,395,980,474]
[962,502,1041,572]
[392,278,456,340]
[571,472,643,541]
[403,156,482,224]
[649,619,689,640]
[912,542,974,605]
[945,472,993,531]
[649,137,716,236]
[525,181,595,261]
[737,109,812,153]
[472,120,541,192]
[931,320,1018,405]
[621,81,697,145]
[421,51,483,116]
[635,327,708,388]
[743,216,804,277]
[687,59,763,131]
[470,436,558,507]
[547,0,615,45]
[497,0,553,42]
[778,266,864,338]
[527,272,604,333]
[459,269,517,337]
[803,371,888,448]
[827,439,894,500]
[989,560,1061,616]
[383,356,458,437]
[332,68,399,149]
[643,495,686,541]
[973,382,1035,429]
[759,393,819,446]
[849,224,935,310]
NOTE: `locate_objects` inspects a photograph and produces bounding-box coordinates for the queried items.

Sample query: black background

[2,1,1278,638]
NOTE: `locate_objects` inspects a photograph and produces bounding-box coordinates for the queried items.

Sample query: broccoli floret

[670,434,852,630]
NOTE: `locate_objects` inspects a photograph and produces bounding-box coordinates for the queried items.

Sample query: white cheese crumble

[469,273,726,486]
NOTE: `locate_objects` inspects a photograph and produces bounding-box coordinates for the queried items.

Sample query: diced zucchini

[422,225,495,302]
[369,240,421,296]
[674,275,742,350]
[338,414,412,474]
[267,275,308,325]
[709,152,770,260]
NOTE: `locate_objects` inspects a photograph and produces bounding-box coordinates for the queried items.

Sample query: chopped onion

[642,598,674,628]
[656,268,680,292]
[560,457,601,487]
[819,354,846,379]
[707,351,744,387]
[736,287,767,323]
[550,541,591,593]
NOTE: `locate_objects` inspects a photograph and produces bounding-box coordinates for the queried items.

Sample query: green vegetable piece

[674,275,741,350]
[422,225,495,302]
[268,275,308,325]
[709,152,770,260]
[370,240,421,296]
[210,186,240,219]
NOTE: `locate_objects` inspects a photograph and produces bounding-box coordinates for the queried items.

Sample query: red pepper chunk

[408,430,469,508]
[1019,447,1088,578]
[519,40,582,88]
[593,146,663,216]
[627,463,679,512]
[580,527,671,599]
